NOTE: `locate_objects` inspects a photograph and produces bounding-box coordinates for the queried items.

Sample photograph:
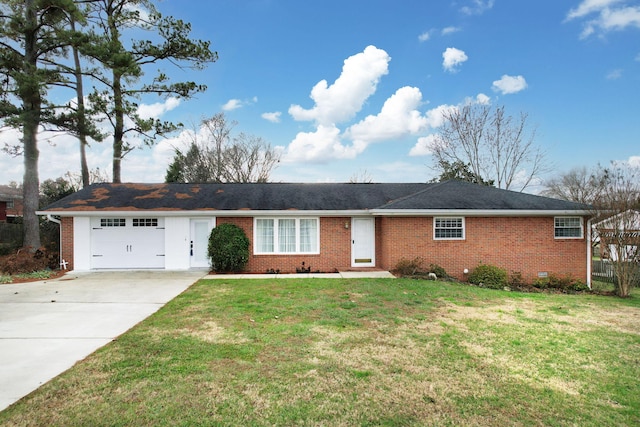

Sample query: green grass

[1,278,639,426]
[0,270,54,284]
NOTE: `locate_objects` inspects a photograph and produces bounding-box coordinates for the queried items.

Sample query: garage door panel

[91,218,165,269]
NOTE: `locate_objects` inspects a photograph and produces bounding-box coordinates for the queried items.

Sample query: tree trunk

[71,19,90,188]
[21,0,42,250]
[108,10,124,184]
[112,71,124,183]
[22,120,41,250]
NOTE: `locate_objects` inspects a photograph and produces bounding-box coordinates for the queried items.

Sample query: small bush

[509,271,525,287]
[207,224,250,273]
[392,257,425,276]
[0,248,49,275]
[533,274,588,293]
[468,264,508,289]
[392,258,448,279]
[428,264,448,278]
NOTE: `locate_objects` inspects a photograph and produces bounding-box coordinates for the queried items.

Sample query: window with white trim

[133,218,158,227]
[554,217,583,238]
[100,218,126,227]
[434,217,465,240]
[255,218,319,254]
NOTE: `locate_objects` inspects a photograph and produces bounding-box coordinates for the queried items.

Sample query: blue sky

[1,0,639,190]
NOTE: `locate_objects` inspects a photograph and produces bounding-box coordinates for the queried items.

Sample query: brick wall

[60,217,74,270]
[377,216,588,283]
[217,217,353,273]
[57,214,588,282]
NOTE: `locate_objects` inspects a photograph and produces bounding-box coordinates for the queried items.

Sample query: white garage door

[91,217,165,269]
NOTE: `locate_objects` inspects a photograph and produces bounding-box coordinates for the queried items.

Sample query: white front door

[190,219,213,268]
[351,217,375,267]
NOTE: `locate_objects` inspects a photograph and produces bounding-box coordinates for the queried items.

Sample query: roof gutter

[36,209,373,217]
[37,209,593,218]
[369,209,592,217]
[45,214,61,224]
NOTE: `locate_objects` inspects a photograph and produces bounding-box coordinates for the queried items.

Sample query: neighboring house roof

[593,209,640,230]
[0,185,22,202]
[39,180,590,216]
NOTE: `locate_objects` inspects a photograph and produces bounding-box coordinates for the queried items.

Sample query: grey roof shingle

[376,180,590,211]
[40,181,589,213]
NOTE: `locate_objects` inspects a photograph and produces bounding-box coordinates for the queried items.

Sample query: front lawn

[1,278,639,426]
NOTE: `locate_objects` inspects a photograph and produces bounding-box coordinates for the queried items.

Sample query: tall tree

[348,169,374,183]
[429,104,546,191]
[430,159,494,186]
[166,113,281,183]
[591,162,640,297]
[541,166,608,204]
[50,6,106,188]
[0,0,82,249]
[85,0,216,183]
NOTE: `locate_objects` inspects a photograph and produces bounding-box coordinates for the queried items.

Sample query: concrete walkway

[0,270,205,412]
[204,270,396,279]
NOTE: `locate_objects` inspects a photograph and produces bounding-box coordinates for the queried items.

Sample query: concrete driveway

[0,270,205,412]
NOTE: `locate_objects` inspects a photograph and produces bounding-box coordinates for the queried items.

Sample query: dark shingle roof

[376,180,589,211]
[0,185,22,201]
[40,181,589,213]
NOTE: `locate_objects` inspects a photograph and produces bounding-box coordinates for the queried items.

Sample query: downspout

[586,218,592,289]
[46,214,63,269]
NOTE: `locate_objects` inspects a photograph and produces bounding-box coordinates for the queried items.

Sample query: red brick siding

[217,217,353,273]
[377,216,587,283]
[7,198,23,218]
[57,214,588,282]
[0,201,6,221]
[61,217,74,270]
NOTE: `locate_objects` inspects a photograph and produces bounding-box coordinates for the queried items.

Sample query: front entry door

[190,219,213,268]
[351,218,375,267]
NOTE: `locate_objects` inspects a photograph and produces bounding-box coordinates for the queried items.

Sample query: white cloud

[222,97,257,111]
[408,95,488,156]
[441,26,461,35]
[492,75,528,94]
[0,95,188,184]
[460,0,495,15]
[442,47,468,72]
[567,0,624,19]
[288,45,390,125]
[137,97,181,120]
[418,31,431,42]
[606,68,623,79]
[221,99,242,111]
[566,0,640,38]
[346,87,429,147]
[409,134,438,157]
[627,155,640,167]
[425,103,459,128]
[475,93,491,105]
[261,111,282,123]
[284,124,359,162]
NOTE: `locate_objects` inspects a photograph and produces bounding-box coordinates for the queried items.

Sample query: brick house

[0,185,23,223]
[38,180,592,284]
